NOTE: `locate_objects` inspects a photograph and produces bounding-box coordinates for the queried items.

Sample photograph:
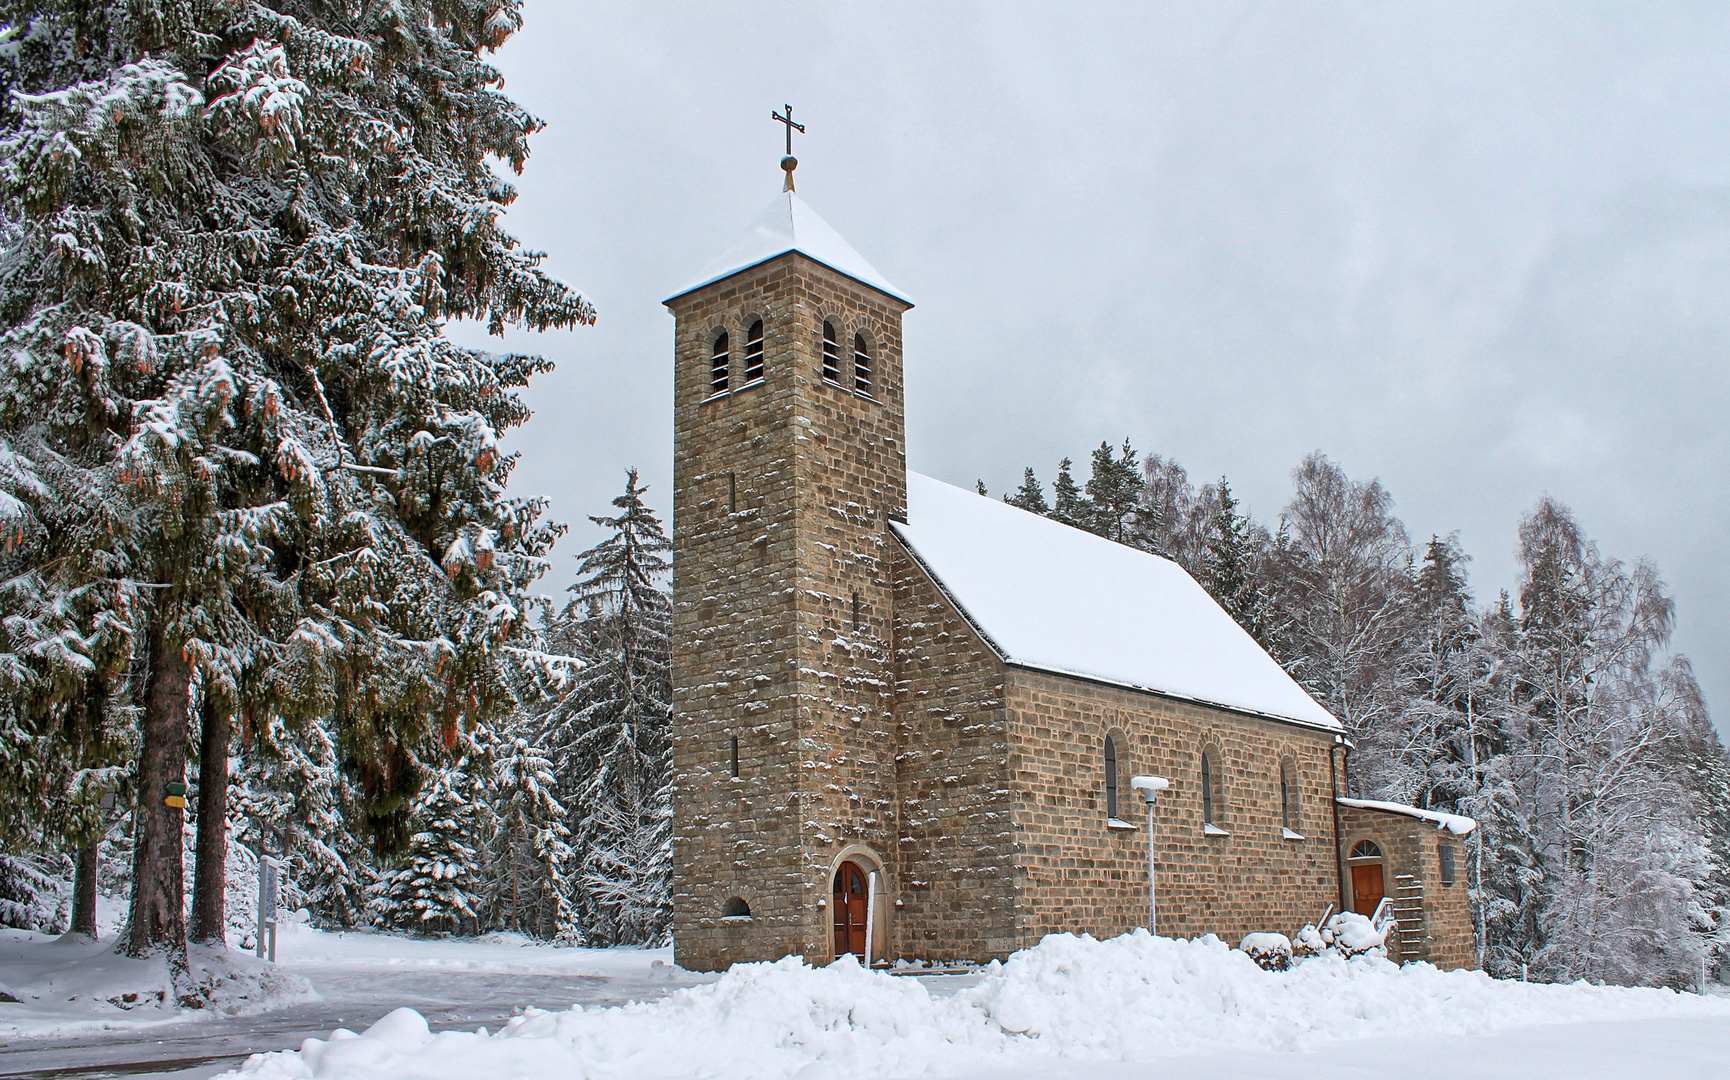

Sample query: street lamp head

[1131,775,1170,804]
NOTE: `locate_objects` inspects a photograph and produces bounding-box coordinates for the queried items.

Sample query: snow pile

[213,931,1730,1080]
[0,928,316,1039]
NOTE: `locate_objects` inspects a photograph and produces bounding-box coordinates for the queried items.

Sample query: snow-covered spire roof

[666,191,913,306]
[893,474,1343,731]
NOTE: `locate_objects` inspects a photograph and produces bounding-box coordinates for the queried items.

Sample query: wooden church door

[832,861,869,958]
[1351,863,1385,915]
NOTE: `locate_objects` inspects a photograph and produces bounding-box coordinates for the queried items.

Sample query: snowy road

[0,963,696,1079]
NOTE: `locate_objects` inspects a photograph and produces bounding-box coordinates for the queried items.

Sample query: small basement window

[822,320,842,381]
[743,319,765,382]
[722,897,751,919]
[710,331,729,394]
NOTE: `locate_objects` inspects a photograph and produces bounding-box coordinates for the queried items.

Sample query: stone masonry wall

[667,253,909,971]
[1337,804,1477,970]
[889,541,1018,963]
[1005,670,1340,950]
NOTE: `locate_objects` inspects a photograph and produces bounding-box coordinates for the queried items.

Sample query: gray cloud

[452,1,1730,730]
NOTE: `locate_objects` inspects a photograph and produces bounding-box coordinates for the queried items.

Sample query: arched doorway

[1348,839,1386,915]
[832,860,870,958]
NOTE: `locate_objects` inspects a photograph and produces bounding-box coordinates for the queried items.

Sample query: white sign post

[1131,776,1170,936]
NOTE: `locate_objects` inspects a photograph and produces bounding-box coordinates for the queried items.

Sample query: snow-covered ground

[206,931,1730,1080]
[6,925,1728,1079]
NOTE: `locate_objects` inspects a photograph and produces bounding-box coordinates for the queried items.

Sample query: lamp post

[1130,775,1170,935]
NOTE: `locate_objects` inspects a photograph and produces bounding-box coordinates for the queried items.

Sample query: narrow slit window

[1201,752,1214,825]
[1105,736,1119,819]
[853,333,871,393]
[1280,760,1295,831]
[730,735,740,778]
[743,320,764,382]
[822,321,842,381]
[851,590,861,631]
[710,331,730,394]
[728,471,737,514]
[1439,843,1457,886]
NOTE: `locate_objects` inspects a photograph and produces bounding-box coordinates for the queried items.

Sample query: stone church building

[663,185,1476,973]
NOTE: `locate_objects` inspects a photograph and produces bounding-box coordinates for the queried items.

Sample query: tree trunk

[126,623,190,963]
[191,696,230,944]
[71,839,99,939]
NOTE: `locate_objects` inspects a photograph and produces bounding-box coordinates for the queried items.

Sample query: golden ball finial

[781,155,798,192]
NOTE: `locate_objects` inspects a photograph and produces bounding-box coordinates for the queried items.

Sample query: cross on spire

[772,104,805,192]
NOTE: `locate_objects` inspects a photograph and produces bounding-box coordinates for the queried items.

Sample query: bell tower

[664,186,913,971]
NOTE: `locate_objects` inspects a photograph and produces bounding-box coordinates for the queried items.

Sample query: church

[662,154,1477,974]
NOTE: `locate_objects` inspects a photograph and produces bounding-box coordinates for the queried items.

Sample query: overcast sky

[451,1,1730,732]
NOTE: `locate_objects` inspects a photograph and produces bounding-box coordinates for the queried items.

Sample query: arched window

[822,321,842,381]
[723,897,751,918]
[1104,736,1119,819]
[1200,751,1215,825]
[853,333,871,393]
[1280,759,1298,833]
[1350,839,1383,860]
[710,331,729,394]
[743,319,765,382]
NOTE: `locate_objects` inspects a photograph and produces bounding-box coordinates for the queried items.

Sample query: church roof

[893,473,1343,731]
[666,191,913,306]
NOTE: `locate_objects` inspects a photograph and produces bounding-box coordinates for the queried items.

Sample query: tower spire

[772,104,805,192]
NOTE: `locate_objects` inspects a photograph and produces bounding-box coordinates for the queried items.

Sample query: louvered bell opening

[710,331,729,394]
[743,320,765,382]
[822,321,841,381]
[853,333,871,393]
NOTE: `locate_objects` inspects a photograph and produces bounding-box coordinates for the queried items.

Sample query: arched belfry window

[710,331,729,394]
[743,319,765,382]
[821,321,842,381]
[1104,736,1119,819]
[1200,751,1216,825]
[853,333,872,394]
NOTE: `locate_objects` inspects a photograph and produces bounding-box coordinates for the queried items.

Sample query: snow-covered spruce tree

[541,470,672,946]
[1200,478,1274,648]
[0,1,590,971]
[373,753,488,936]
[230,716,376,929]
[1003,466,1049,516]
[486,718,578,942]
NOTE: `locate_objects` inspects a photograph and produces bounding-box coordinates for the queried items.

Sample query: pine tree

[0,1,591,971]
[1201,478,1272,646]
[1049,457,1088,530]
[1084,439,1156,549]
[1003,467,1049,515]
[541,470,672,946]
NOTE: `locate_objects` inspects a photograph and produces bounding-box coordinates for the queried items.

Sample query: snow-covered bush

[1292,922,1326,959]
[0,852,70,933]
[1321,911,1387,959]
[1239,932,1293,971]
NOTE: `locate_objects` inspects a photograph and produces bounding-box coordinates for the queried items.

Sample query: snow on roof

[893,474,1341,730]
[1336,797,1478,835]
[666,191,913,306]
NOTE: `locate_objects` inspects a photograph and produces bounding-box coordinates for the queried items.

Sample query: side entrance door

[832,861,868,958]
[1351,862,1385,915]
